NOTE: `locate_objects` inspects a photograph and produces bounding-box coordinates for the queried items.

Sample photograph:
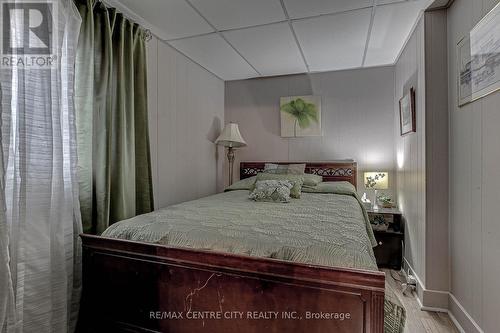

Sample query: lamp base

[227,147,235,186]
[373,189,379,210]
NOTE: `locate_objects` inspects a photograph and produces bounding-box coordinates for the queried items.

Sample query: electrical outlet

[400,267,410,281]
[402,282,416,295]
[407,274,417,286]
[398,266,417,295]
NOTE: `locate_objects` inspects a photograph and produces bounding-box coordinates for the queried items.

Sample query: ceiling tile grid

[118,0,214,40]
[283,0,373,19]
[116,0,432,80]
[223,22,307,76]
[292,8,373,72]
[169,34,258,80]
[364,0,430,67]
[189,0,286,30]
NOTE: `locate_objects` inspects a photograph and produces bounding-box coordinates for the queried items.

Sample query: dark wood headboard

[240,161,358,188]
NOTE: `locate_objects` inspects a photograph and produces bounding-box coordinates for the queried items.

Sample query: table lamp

[215,123,247,185]
[364,172,388,210]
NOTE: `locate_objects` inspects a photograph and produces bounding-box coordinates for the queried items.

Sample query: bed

[79,161,405,332]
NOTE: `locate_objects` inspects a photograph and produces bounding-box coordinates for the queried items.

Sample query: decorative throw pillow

[254,173,304,198]
[249,180,293,203]
[224,176,256,191]
[264,163,306,175]
[301,181,356,194]
[302,173,323,187]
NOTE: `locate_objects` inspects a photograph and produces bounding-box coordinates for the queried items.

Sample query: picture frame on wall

[399,87,416,136]
[457,2,500,106]
[280,95,322,137]
[457,36,472,106]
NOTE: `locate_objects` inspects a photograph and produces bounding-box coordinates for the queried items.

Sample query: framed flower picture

[399,88,416,136]
[280,95,321,137]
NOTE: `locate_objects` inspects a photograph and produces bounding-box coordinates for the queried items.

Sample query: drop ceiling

[110,0,433,81]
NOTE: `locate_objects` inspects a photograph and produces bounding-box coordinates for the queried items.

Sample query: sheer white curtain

[0,0,83,332]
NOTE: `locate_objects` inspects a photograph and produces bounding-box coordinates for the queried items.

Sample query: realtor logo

[1,0,58,68]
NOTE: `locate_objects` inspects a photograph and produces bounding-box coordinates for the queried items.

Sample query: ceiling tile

[189,0,285,30]
[223,23,306,76]
[169,34,258,80]
[293,9,372,72]
[377,0,407,5]
[118,0,213,40]
[364,0,427,66]
[283,0,373,19]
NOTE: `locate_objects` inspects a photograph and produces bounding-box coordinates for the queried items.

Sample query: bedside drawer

[373,232,403,270]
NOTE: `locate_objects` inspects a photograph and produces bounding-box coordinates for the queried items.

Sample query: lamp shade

[215,123,247,148]
[364,172,388,190]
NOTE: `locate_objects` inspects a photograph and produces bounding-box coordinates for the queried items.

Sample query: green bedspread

[102,182,405,332]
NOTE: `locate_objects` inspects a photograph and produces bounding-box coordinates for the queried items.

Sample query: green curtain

[74,0,154,234]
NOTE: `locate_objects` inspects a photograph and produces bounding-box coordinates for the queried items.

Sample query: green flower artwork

[280,96,321,137]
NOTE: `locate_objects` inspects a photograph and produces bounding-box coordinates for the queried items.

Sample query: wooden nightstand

[366,207,404,270]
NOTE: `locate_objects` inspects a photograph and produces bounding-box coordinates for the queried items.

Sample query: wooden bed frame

[79,161,385,333]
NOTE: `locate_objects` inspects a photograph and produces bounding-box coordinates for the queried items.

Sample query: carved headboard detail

[240,161,358,189]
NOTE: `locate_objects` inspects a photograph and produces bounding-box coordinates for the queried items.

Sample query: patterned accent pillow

[249,180,294,203]
[264,163,306,175]
[302,173,323,187]
[254,173,304,198]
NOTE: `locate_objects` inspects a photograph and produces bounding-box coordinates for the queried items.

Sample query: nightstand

[366,207,404,270]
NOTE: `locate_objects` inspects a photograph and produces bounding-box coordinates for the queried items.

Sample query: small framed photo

[399,87,416,136]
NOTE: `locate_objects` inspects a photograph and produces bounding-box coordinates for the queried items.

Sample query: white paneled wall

[394,10,450,310]
[423,9,449,297]
[394,16,427,290]
[224,66,396,195]
[447,0,500,332]
[147,37,225,209]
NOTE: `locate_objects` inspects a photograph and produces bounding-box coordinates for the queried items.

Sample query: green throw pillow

[302,173,323,187]
[301,181,356,194]
[254,173,304,198]
[224,176,256,191]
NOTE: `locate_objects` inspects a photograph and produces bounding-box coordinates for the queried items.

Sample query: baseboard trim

[402,258,448,309]
[415,296,448,313]
[448,310,466,333]
[448,293,484,333]
[421,288,449,310]
[400,259,484,332]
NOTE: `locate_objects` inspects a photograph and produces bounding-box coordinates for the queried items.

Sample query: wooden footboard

[79,234,385,333]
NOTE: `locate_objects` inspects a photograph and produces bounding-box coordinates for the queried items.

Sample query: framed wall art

[457,36,472,106]
[457,2,500,106]
[399,87,416,136]
[280,95,321,137]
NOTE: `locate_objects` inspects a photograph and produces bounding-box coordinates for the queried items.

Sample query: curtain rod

[94,0,152,42]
